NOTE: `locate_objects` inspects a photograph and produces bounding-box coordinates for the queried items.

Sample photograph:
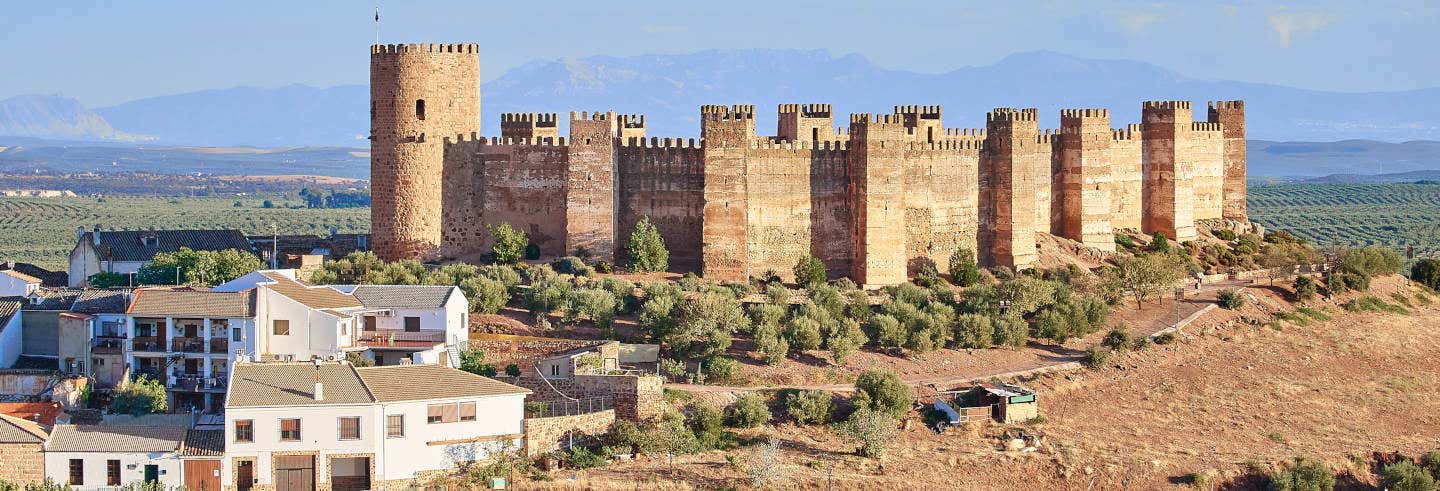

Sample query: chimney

[313,381,324,401]
[30,413,40,423]
[93,225,101,245]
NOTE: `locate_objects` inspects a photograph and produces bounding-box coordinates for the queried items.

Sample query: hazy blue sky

[4,0,1436,106]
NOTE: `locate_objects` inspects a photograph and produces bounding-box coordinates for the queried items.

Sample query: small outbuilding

[935,382,1039,425]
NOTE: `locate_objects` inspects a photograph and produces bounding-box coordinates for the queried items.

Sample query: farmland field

[1247,182,1440,257]
[0,196,369,270]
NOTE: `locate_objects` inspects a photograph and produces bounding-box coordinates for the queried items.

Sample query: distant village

[0,228,662,490]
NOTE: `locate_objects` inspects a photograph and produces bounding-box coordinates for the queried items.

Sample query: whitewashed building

[0,269,41,297]
[124,288,256,413]
[223,362,529,490]
[44,425,187,490]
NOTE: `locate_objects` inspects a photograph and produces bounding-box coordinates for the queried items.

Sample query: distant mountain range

[2,49,1439,147]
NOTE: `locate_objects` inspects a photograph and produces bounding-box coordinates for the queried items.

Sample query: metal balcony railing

[357,330,446,346]
[526,397,614,418]
[209,338,229,354]
[172,337,206,353]
[132,337,165,352]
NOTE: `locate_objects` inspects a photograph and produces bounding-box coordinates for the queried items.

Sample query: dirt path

[668,278,1252,394]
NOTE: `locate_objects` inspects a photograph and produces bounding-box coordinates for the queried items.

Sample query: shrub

[688,404,728,450]
[1115,234,1136,249]
[603,420,649,454]
[755,323,790,365]
[834,408,899,458]
[459,347,497,377]
[725,393,771,428]
[784,316,823,351]
[489,223,528,263]
[852,369,912,418]
[659,358,687,379]
[1268,457,1334,491]
[594,261,613,274]
[703,356,738,383]
[1380,461,1436,491]
[1213,229,1237,241]
[1339,245,1404,277]
[1154,332,1177,345]
[1421,449,1440,478]
[992,315,1028,349]
[1217,288,1245,310]
[461,276,509,314]
[565,446,608,469]
[783,390,834,424]
[626,216,670,272]
[505,364,521,377]
[87,271,129,288]
[868,314,907,348]
[1326,270,1369,294]
[1147,232,1171,253]
[948,247,981,286]
[1101,327,1133,352]
[792,255,827,289]
[552,256,592,276]
[1081,346,1112,369]
[112,375,168,416]
[1413,259,1440,291]
[827,318,867,364]
[952,314,995,349]
[1293,276,1318,301]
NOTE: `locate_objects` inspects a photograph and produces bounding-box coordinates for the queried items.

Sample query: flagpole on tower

[374,6,380,45]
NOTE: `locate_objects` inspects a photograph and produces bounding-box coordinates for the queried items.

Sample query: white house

[0,269,41,297]
[0,299,23,368]
[124,288,258,413]
[44,425,187,490]
[223,362,529,491]
[331,284,469,366]
[68,228,255,287]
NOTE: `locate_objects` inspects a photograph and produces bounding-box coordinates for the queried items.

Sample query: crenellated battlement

[1036,129,1058,144]
[893,105,942,119]
[1142,100,1192,110]
[370,43,478,55]
[849,113,907,125]
[748,139,850,151]
[569,111,618,122]
[1191,122,1223,132]
[701,104,756,121]
[1111,124,1142,141]
[778,104,832,117]
[617,114,646,128]
[986,107,1039,122]
[907,139,983,151]
[943,128,987,138]
[500,113,558,126]
[1060,108,1110,119]
[1208,100,1244,110]
[619,136,700,149]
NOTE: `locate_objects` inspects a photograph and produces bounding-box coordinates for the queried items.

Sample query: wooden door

[236,460,254,491]
[184,460,221,491]
[274,455,315,491]
[363,316,376,331]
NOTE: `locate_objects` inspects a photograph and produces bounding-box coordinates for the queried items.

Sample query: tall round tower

[370,43,481,260]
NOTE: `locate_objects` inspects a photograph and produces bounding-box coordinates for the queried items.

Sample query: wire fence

[526,396,613,419]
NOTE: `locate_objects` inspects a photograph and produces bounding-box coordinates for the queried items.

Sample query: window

[338,416,361,440]
[107,459,121,486]
[68,459,83,485]
[415,99,426,120]
[404,317,420,332]
[279,418,301,441]
[427,403,459,424]
[339,322,348,336]
[459,402,476,422]
[550,364,559,377]
[272,319,290,336]
[234,419,253,443]
[232,327,242,342]
[386,414,404,438]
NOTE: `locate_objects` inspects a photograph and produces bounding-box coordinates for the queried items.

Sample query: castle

[370,43,1247,287]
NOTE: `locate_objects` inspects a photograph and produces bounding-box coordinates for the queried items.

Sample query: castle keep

[370,43,1248,287]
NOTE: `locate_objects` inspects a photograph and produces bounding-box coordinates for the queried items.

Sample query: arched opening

[415,99,426,120]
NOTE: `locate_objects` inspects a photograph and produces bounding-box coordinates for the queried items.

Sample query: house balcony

[132,336,166,353]
[209,338,229,354]
[356,330,446,348]
[172,337,207,353]
[92,338,125,353]
[170,372,228,392]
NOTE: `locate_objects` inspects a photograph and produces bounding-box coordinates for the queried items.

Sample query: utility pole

[271,222,278,269]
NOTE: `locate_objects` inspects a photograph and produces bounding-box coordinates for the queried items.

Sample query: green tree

[458,347,497,377]
[665,291,745,360]
[725,393,771,428]
[783,390,834,424]
[460,276,509,314]
[1379,461,1436,491]
[87,271,129,288]
[1411,258,1440,291]
[1146,232,1170,253]
[488,223,528,264]
[834,408,899,458]
[948,247,981,286]
[626,216,670,272]
[952,313,994,349]
[992,315,1029,349]
[851,369,912,418]
[784,316,823,351]
[792,255,827,289]
[1293,275,1318,301]
[755,323,790,365]
[112,375,168,416]
[137,247,261,287]
[827,318,867,364]
[1110,253,1185,307]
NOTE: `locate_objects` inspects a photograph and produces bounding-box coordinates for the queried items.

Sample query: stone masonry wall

[1058,109,1116,251]
[1209,101,1248,220]
[745,143,819,280]
[524,410,616,456]
[1189,123,1226,220]
[478,139,571,256]
[700,105,755,282]
[566,112,619,262]
[1109,125,1144,230]
[1141,101,1198,243]
[616,139,705,272]
[848,114,910,286]
[0,442,44,485]
[904,141,981,275]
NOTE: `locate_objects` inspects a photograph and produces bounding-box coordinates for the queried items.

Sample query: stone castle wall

[371,43,1246,285]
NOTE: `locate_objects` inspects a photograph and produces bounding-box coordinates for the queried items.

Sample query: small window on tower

[416,99,426,120]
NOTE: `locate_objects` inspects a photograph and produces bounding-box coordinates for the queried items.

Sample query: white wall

[0,310,22,368]
[223,404,382,488]
[45,451,183,490]
[68,241,100,287]
[0,275,36,296]
[377,394,526,480]
[256,288,352,361]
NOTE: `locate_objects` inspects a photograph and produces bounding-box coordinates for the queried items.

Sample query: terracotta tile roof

[80,229,254,263]
[71,289,133,314]
[348,285,456,310]
[260,272,362,310]
[127,288,255,317]
[0,413,48,443]
[23,288,82,310]
[0,402,64,426]
[180,429,225,457]
[355,364,530,402]
[226,363,375,408]
[0,269,41,284]
[0,298,19,333]
[0,262,66,287]
[45,425,186,453]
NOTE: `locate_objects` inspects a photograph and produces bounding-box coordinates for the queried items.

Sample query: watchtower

[370,43,481,260]
[848,113,910,287]
[700,105,756,282]
[1058,109,1114,251]
[500,113,558,141]
[893,105,943,143]
[1141,101,1197,243]
[1208,100,1247,220]
[777,104,834,142]
[982,108,1043,269]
